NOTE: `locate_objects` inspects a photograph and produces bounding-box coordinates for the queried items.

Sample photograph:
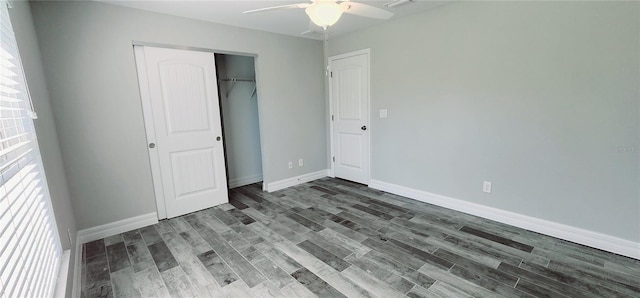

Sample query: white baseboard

[229,174,263,189]
[72,212,158,298]
[368,179,640,260]
[76,212,159,245]
[266,170,329,192]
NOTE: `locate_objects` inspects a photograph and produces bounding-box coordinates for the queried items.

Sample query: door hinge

[330,71,333,78]
[332,156,335,162]
[331,115,334,121]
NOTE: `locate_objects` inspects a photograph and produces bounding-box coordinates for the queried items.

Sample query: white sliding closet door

[135,46,228,219]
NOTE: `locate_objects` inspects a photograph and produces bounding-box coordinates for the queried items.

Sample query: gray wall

[216,54,264,187]
[329,1,640,242]
[30,0,326,230]
[9,1,77,294]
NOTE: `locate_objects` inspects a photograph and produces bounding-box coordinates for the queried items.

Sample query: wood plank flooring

[80,178,640,297]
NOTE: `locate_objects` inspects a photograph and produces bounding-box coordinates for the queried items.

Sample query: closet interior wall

[215,54,263,188]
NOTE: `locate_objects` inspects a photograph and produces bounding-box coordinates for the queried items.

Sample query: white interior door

[330,50,370,184]
[135,46,228,219]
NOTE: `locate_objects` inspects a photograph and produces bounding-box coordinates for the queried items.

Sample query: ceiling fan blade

[243,3,310,14]
[340,2,393,19]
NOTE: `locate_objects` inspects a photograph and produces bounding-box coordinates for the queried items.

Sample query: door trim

[134,45,168,219]
[328,48,371,185]
[132,40,258,58]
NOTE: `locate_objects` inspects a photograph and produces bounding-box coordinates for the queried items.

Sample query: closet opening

[214,54,264,190]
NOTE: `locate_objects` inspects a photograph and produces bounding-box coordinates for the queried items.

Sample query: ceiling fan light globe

[305,2,344,28]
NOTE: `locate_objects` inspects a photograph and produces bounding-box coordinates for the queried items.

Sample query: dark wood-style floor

[81,178,640,297]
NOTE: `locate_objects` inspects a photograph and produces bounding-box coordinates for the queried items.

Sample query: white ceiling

[97,0,449,40]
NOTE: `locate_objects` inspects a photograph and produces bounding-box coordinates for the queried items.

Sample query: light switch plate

[379,109,388,118]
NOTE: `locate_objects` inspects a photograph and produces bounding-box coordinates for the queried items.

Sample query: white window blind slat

[0,148,34,181]
[19,222,44,293]
[2,208,40,296]
[34,246,57,297]
[0,140,31,165]
[0,107,25,112]
[1,246,19,297]
[5,169,38,230]
[14,197,42,256]
[20,217,48,297]
[0,69,17,80]
[0,133,27,144]
[0,77,18,87]
[0,164,31,234]
[0,86,18,95]
[11,261,29,298]
[3,180,46,294]
[19,207,47,272]
[0,112,29,119]
[34,238,55,298]
[0,96,22,103]
[0,216,16,270]
[10,181,38,229]
[11,261,26,298]
[0,236,16,291]
[0,1,62,298]
[0,211,10,255]
[0,59,15,71]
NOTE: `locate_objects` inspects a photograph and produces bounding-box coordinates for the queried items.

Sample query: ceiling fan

[243,0,394,30]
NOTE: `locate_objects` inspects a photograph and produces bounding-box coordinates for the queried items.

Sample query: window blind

[0,2,62,298]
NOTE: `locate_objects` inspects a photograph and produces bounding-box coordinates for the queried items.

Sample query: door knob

[216,136,221,141]
[148,143,156,148]
[361,125,367,131]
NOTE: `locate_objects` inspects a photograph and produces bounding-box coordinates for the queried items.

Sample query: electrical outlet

[483,181,492,193]
[288,161,293,169]
[379,109,388,118]
[298,159,304,167]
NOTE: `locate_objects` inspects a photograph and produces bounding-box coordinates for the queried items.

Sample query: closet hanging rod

[222,77,257,98]
[220,78,255,82]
